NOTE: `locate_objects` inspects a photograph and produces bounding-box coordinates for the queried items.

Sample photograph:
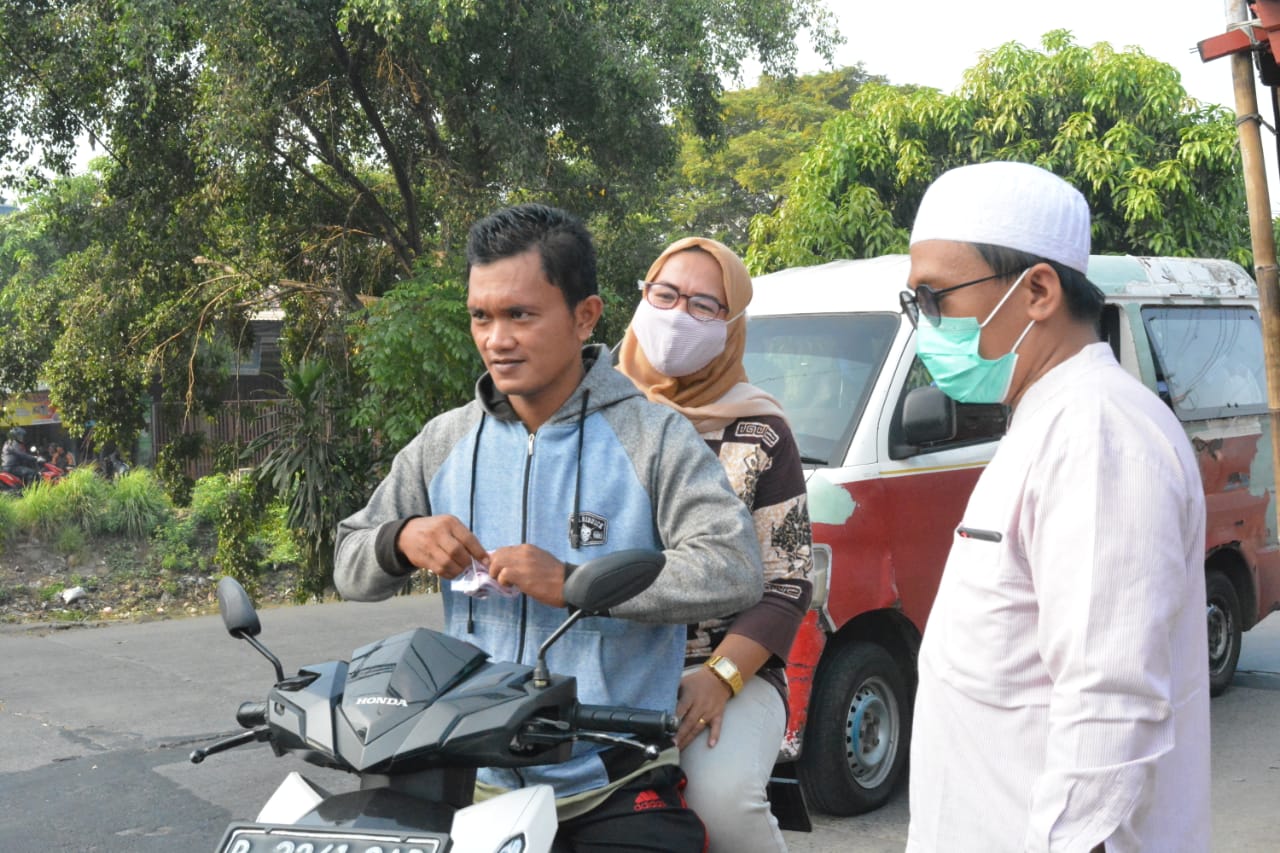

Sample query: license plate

[218,824,445,853]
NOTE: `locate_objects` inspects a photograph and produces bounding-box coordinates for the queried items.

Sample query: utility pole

[1218,0,1280,523]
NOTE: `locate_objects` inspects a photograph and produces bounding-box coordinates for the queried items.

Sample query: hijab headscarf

[617,237,786,433]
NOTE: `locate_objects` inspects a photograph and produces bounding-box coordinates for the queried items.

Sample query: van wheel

[797,642,909,815]
[1207,571,1242,697]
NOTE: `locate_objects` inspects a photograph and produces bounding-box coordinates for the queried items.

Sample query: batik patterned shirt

[686,414,813,701]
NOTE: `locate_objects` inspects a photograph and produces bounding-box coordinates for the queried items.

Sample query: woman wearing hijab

[617,238,813,852]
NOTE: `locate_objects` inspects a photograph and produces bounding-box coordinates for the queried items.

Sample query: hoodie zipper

[515,430,535,663]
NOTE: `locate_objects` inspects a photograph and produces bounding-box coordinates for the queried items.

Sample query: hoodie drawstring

[466,413,486,634]
[465,389,588,633]
[569,390,589,549]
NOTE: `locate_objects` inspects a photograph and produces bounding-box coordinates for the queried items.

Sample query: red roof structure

[1200,0,1280,65]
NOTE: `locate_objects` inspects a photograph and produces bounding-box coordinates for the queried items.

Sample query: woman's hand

[675,666,733,749]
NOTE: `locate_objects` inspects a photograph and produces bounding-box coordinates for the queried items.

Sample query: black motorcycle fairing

[328,660,579,773]
[342,628,490,744]
[265,627,576,774]
[265,660,348,768]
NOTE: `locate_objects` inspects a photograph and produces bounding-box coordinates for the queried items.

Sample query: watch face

[708,657,742,693]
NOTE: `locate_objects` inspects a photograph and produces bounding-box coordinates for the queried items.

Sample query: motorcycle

[36,453,65,483]
[0,450,63,492]
[194,549,674,853]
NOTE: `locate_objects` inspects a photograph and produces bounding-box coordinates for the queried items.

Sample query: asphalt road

[1,593,1278,852]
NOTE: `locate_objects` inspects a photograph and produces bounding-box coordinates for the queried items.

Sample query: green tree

[747,31,1248,273]
[250,359,377,599]
[0,172,106,395]
[1,1,840,590]
[0,0,839,438]
[666,65,881,251]
[349,253,477,451]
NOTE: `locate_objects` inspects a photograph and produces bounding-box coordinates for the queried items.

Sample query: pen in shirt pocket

[956,525,1003,542]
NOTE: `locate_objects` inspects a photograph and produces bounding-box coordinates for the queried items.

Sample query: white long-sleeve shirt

[907,343,1210,853]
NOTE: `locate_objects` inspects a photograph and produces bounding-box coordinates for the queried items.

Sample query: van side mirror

[902,386,957,446]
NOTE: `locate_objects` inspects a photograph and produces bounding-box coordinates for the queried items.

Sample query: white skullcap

[910,161,1091,274]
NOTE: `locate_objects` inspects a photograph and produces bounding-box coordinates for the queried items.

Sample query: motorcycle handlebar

[570,704,677,740]
[236,701,268,729]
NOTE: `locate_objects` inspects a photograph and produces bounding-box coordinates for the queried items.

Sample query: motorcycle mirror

[563,549,665,615]
[216,576,285,682]
[531,550,665,688]
[216,576,262,638]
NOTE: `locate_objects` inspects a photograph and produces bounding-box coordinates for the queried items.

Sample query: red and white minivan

[746,254,1280,816]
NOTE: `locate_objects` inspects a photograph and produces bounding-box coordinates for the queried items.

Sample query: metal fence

[151,400,285,480]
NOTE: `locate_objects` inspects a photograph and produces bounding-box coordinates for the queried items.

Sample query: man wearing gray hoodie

[334,203,763,852]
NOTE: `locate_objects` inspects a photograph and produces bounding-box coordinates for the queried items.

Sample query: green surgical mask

[914,268,1034,404]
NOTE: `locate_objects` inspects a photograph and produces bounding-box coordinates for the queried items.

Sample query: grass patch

[151,516,209,575]
[261,500,302,567]
[13,479,61,538]
[189,473,233,528]
[54,525,87,557]
[103,469,173,539]
[0,495,15,551]
[55,467,112,532]
[0,468,313,624]
[44,609,91,623]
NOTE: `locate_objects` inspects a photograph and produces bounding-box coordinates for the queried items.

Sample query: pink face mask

[629,299,728,378]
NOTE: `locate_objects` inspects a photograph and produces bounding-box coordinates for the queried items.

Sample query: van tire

[797,641,909,815]
[1207,570,1242,697]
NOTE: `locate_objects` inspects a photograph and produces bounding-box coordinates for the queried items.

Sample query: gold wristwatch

[704,655,743,697]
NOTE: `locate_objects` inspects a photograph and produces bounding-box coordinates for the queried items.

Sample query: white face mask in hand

[630,299,727,377]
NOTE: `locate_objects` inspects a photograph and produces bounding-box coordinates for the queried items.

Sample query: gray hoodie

[334,344,762,797]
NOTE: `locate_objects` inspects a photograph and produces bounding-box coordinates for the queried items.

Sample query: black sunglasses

[899,271,1012,328]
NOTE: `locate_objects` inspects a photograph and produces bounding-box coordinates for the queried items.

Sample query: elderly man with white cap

[902,161,1210,853]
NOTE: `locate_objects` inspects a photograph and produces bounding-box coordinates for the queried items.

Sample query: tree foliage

[1,0,839,592]
[665,65,881,251]
[0,173,101,394]
[0,0,837,441]
[250,359,378,599]
[350,254,478,451]
[747,31,1249,273]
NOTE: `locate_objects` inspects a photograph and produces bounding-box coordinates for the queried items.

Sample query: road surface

[1,593,1277,851]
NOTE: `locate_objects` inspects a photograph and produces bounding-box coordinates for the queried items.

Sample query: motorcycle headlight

[496,834,526,853]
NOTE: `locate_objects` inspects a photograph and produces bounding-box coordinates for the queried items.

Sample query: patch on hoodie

[570,511,609,547]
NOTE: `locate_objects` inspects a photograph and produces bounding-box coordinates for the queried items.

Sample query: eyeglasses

[899,271,1012,328]
[638,280,729,322]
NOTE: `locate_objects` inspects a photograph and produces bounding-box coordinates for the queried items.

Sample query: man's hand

[396,515,488,580]
[675,667,732,749]
[488,544,568,607]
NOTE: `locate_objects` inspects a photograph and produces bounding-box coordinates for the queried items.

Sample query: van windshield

[1141,305,1267,420]
[744,313,899,465]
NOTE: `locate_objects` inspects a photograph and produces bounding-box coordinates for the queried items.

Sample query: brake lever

[574,731,661,760]
[189,727,271,764]
[518,718,660,759]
